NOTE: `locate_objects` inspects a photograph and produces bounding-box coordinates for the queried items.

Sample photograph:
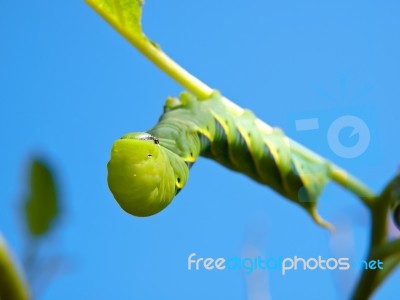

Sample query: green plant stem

[352,212,387,299]
[370,239,400,293]
[372,254,400,291]
[0,234,30,300]
[371,239,400,259]
[352,183,400,299]
[86,0,376,205]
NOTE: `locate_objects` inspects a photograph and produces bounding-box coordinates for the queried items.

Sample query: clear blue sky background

[1,1,400,299]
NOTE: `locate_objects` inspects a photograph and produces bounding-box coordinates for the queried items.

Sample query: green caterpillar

[107,91,331,228]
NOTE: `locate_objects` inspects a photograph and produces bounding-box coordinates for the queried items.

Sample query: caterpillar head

[107,132,187,217]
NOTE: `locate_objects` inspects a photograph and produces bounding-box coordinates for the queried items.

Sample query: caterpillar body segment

[107,91,332,229]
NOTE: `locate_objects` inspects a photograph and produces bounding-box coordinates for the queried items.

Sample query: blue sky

[1,0,400,299]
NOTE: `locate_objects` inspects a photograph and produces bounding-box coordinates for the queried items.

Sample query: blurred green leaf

[0,234,30,300]
[24,159,59,237]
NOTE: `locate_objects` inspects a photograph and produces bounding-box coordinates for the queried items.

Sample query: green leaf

[24,159,59,237]
[86,0,145,37]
